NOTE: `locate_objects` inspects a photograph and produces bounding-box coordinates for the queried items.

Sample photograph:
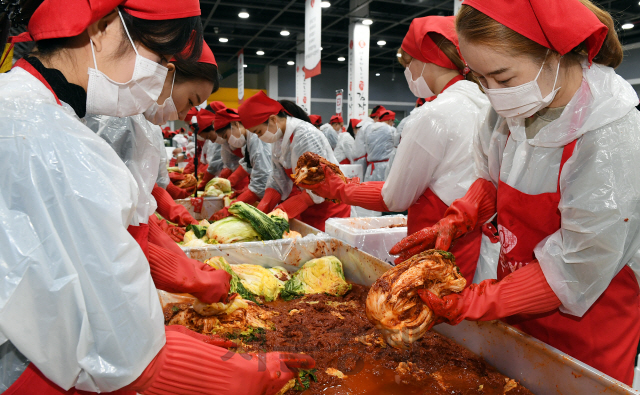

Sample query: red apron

[5,59,138,395]
[367,159,389,176]
[407,188,481,282]
[127,224,149,260]
[284,168,350,231]
[497,139,640,385]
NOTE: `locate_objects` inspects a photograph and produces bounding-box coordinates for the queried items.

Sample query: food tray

[183,235,637,395]
[324,215,407,265]
[174,196,224,221]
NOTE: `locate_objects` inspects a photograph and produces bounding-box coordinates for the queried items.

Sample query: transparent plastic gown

[319,123,339,149]
[475,61,640,316]
[363,122,394,182]
[239,132,273,198]
[0,68,164,391]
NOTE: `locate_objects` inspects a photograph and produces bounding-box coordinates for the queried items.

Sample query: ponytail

[277,100,311,123]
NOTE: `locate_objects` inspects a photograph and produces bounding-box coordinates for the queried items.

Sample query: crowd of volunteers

[1,0,639,392]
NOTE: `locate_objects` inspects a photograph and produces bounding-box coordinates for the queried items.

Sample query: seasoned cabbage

[193,295,248,316]
[282,256,351,300]
[205,178,232,193]
[183,230,198,244]
[231,264,285,302]
[206,217,261,244]
[205,257,259,302]
[268,266,291,282]
[183,238,208,247]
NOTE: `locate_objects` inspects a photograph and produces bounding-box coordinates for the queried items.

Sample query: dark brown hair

[174,60,220,94]
[455,0,622,68]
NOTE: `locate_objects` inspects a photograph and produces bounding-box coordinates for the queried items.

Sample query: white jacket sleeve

[0,68,164,392]
[207,143,223,176]
[221,141,241,171]
[535,109,640,316]
[244,133,272,198]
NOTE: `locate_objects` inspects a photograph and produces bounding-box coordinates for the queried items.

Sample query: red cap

[309,115,322,126]
[25,0,201,42]
[208,101,226,112]
[349,119,361,130]
[370,105,387,118]
[172,39,217,66]
[329,115,343,124]
[463,0,607,63]
[186,107,199,124]
[214,108,240,131]
[238,91,286,129]
[401,16,459,70]
[196,109,216,131]
[379,111,396,122]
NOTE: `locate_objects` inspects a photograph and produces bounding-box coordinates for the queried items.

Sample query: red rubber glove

[182,162,195,174]
[148,244,231,304]
[151,215,186,242]
[168,172,185,183]
[210,189,260,222]
[165,325,236,349]
[257,188,282,213]
[219,167,233,179]
[389,179,497,263]
[210,206,231,222]
[277,192,314,219]
[152,184,198,226]
[419,261,561,326]
[166,182,196,199]
[298,165,388,211]
[228,166,250,188]
[126,330,313,395]
[148,216,189,256]
[197,170,215,191]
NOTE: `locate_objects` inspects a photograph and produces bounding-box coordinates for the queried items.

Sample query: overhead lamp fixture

[287,60,295,66]
[396,53,401,58]
[362,19,373,25]
[219,37,229,43]
[375,73,380,76]
[280,30,290,36]
[243,64,248,68]
[377,40,386,46]
[337,56,345,61]
[622,23,634,30]
[321,1,331,8]
[320,47,323,50]
[238,10,250,18]
[256,50,265,55]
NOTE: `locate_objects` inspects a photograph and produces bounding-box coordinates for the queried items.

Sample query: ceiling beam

[202,0,222,32]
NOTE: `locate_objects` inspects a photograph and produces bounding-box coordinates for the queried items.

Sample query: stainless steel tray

[184,236,637,394]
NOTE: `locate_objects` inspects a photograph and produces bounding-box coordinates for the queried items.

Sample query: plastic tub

[339,164,364,180]
[174,196,224,221]
[324,215,407,265]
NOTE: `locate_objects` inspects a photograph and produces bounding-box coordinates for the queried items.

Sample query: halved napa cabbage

[206,217,261,244]
[231,264,286,302]
[282,256,351,300]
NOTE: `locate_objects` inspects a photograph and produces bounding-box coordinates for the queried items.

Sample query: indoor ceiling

[9,0,640,75]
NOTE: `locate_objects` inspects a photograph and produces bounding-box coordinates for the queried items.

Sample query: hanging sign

[296,51,311,114]
[304,0,322,78]
[238,50,244,104]
[335,89,343,115]
[347,22,369,120]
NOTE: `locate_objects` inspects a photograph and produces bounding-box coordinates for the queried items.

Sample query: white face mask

[86,9,168,117]
[482,52,562,119]
[404,61,434,98]
[259,120,283,143]
[228,133,246,149]
[144,72,178,125]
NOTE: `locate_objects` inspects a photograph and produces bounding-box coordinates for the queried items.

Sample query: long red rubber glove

[152,184,198,226]
[182,162,195,174]
[197,170,215,191]
[166,182,196,199]
[257,188,282,213]
[389,179,497,263]
[125,330,314,395]
[219,168,233,179]
[148,216,187,256]
[149,215,186,242]
[277,192,314,219]
[228,166,250,188]
[420,262,561,326]
[210,189,260,222]
[148,244,231,304]
[297,164,389,212]
[165,325,236,349]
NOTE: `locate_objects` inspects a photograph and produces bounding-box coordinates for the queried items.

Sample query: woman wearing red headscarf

[392,0,640,384]
[334,118,358,165]
[0,1,307,394]
[297,16,493,282]
[238,92,351,230]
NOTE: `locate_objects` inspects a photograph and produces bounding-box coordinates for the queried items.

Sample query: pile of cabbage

[202,256,351,303]
[198,178,234,198]
[181,202,299,247]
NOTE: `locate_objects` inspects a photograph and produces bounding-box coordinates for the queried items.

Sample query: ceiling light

[280,30,290,36]
[320,47,323,50]
[375,73,380,76]
[256,50,265,55]
[396,53,401,57]
[362,19,373,25]
[337,56,345,61]
[243,64,248,68]
[287,60,295,66]
[622,23,634,30]
[321,1,331,8]
[219,37,228,43]
[377,40,386,46]
[238,11,249,18]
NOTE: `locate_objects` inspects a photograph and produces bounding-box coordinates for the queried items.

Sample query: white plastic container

[339,164,364,180]
[325,215,407,265]
[174,196,224,221]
